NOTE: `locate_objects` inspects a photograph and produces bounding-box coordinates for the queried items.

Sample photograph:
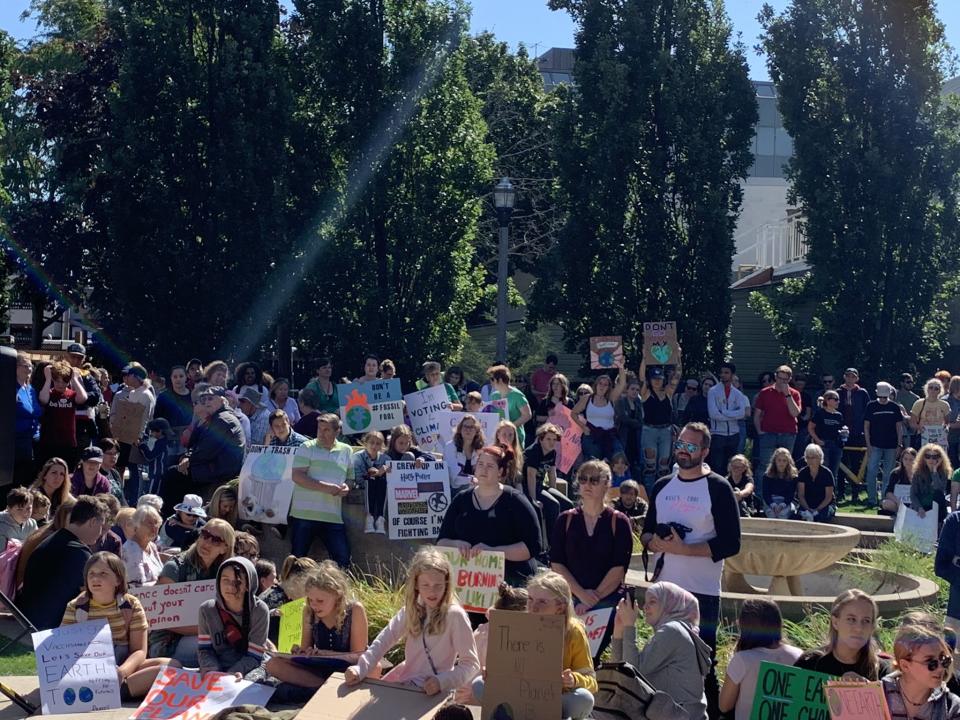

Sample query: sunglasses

[674,440,700,453]
[825,397,839,402]
[910,655,953,672]
[200,529,225,545]
[580,475,605,486]
[925,453,941,461]
[822,379,835,384]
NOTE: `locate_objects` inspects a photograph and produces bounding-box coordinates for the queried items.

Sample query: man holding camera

[642,422,741,718]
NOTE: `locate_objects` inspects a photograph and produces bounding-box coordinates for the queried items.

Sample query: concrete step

[835,512,894,533]
[859,530,895,549]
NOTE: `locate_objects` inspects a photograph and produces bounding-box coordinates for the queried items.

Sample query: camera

[655,522,691,540]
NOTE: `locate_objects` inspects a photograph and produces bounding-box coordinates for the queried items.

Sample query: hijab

[648,581,700,632]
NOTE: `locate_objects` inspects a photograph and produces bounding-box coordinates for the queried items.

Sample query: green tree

[529,0,757,371]
[754,1,960,376]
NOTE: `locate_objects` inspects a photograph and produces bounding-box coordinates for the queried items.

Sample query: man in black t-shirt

[522,424,574,542]
[864,382,904,508]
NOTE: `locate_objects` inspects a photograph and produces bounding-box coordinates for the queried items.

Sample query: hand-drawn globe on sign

[346,405,372,431]
[598,351,615,367]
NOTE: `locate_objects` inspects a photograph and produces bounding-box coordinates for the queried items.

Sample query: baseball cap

[875,382,894,398]
[174,494,207,519]
[238,387,265,407]
[80,446,104,463]
[197,385,227,399]
[844,368,859,377]
[649,367,665,378]
[67,343,86,356]
[122,362,147,380]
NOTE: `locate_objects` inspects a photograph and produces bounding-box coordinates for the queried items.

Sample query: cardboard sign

[824,681,891,720]
[129,580,216,630]
[338,380,404,434]
[278,597,306,653]
[749,662,832,720]
[590,336,624,369]
[298,674,448,720]
[435,411,501,447]
[547,403,580,475]
[131,666,275,720]
[575,606,614,657]
[33,620,121,715]
[435,547,506,613]
[483,609,564,720]
[404,386,451,453]
[237,444,297,524]
[482,398,508,418]
[922,424,947,448]
[642,321,680,366]
[894,500,938,553]
[386,461,450,540]
[113,399,147,444]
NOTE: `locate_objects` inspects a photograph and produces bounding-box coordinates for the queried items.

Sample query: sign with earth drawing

[337,379,404,434]
[643,321,680,365]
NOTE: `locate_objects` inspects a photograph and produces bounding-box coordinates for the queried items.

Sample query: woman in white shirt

[442,415,486,497]
[121,505,165,588]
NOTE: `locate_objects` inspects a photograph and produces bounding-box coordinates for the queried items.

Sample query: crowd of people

[6,347,960,719]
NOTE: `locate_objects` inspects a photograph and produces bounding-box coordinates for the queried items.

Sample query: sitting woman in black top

[881,448,916,516]
[761,448,798,520]
[726,454,762,517]
[796,444,836,523]
[437,445,542,587]
[794,589,892,680]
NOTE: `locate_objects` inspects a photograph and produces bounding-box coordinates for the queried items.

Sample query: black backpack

[593,662,690,720]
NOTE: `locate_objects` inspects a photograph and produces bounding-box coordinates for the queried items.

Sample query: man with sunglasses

[641,422,741,717]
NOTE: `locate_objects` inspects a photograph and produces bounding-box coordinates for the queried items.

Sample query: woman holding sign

[62,552,177,699]
[882,625,960,719]
[572,367,627,463]
[639,356,682,491]
[437,445,542,586]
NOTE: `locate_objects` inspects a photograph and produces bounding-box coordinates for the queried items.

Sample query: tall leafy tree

[754,0,960,375]
[529,0,757,369]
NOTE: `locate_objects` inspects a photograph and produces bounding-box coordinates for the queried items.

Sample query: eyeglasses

[200,529,225,545]
[580,475,605,486]
[674,440,700,453]
[822,379,835,385]
[925,453,941,461]
[825,397,839,402]
[909,655,953,672]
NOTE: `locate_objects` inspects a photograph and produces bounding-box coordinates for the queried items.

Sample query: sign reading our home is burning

[435,547,506,613]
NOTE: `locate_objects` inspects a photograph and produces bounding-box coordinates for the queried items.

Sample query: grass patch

[0,636,36,676]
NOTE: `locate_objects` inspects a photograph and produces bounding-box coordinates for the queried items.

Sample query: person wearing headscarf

[610,581,711,720]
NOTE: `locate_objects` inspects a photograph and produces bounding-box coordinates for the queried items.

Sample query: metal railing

[733,215,809,271]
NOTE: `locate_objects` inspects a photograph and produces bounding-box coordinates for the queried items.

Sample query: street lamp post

[493,177,516,362]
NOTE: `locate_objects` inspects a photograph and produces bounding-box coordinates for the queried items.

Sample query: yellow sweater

[564,620,598,694]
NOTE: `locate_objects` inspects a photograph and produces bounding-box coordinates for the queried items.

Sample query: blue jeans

[289,516,350,568]
[641,425,673,493]
[823,441,843,482]
[865,447,897,504]
[581,428,623,463]
[708,434,739,478]
[472,678,594,720]
[755,433,796,494]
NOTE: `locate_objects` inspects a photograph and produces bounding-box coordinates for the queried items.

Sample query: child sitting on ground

[0,488,37,548]
[354,431,389,534]
[345,547,479,696]
[265,561,369,703]
[159,494,207,549]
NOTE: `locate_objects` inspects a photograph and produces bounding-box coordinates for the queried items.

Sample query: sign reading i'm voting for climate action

[749,662,831,720]
[404,385,451,453]
[33,619,121,715]
[386,460,449,540]
[131,666,275,720]
[130,580,216,631]
[337,379,404,434]
[435,547,505,613]
[237,444,297,524]
[483,609,564,720]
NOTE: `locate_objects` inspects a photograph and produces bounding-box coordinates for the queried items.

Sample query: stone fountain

[625,517,939,620]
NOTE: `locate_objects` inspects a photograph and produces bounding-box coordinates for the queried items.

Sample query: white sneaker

[375,517,386,534]
[364,515,376,533]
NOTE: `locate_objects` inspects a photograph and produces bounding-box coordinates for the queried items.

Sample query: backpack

[0,540,22,599]
[593,662,690,720]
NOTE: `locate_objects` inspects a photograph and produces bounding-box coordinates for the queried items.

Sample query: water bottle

[839,425,850,444]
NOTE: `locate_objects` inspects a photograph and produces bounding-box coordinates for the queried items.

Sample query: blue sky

[2,0,959,81]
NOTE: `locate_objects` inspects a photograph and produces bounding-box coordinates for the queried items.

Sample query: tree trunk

[30,293,45,350]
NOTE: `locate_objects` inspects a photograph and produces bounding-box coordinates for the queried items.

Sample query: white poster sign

[922,425,948,449]
[130,666,275,720]
[894,500,938,553]
[435,547,505,613]
[386,460,450,540]
[576,607,614,657]
[436,411,501,447]
[403,386,451,453]
[337,379,404,434]
[130,580,216,630]
[33,619,121,715]
[238,444,297,523]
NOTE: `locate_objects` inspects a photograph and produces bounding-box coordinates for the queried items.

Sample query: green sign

[750,661,832,720]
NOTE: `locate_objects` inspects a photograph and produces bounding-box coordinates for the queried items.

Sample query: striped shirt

[62,593,149,644]
[290,439,355,523]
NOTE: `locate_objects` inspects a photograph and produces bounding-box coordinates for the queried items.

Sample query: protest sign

[893,484,911,504]
[922,424,948,448]
[435,547,506,613]
[298,674,448,720]
[386,461,449,540]
[483,609,564,720]
[338,380,404,434]
[33,620,120,715]
[237,444,297,524]
[824,681,891,720]
[642,321,680,366]
[278,597,306,653]
[482,398,508,418]
[404,386,451,453]
[436,411,500,447]
[894,500,938,553]
[131,666,275,720]
[113,399,147,444]
[130,580,216,630]
[548,403,581,475]
[575,606,614,658]
[749,662,832,720]
[590,336,624,369]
